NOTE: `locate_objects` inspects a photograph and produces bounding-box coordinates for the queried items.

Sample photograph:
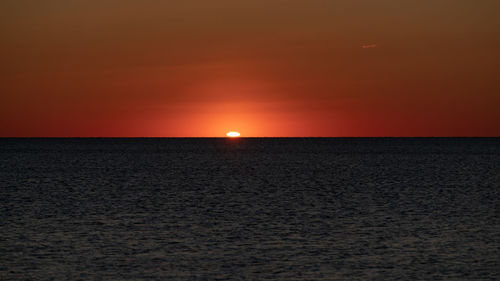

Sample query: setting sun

[226,131,241,137]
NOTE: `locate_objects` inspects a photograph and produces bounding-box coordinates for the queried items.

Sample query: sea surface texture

[1,138,499,280]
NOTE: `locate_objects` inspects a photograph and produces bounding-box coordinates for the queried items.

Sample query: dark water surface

[1,138,499,280]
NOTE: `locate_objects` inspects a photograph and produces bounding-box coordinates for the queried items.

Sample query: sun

[226,131,241,137]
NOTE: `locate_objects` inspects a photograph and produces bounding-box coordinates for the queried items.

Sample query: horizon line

[1,136,499,139]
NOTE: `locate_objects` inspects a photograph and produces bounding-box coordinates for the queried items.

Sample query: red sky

[1,0,499,137]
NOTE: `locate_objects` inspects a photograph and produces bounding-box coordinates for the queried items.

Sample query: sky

[1,0,499,137]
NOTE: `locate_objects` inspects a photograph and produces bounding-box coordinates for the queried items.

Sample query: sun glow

[226,131,241,137]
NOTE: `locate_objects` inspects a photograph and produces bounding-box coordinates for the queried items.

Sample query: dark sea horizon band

[1,138,499,280]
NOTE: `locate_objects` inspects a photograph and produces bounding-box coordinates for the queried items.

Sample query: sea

[1,138,499,280]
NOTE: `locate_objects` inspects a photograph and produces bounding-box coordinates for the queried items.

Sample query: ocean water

[0,138,499,280]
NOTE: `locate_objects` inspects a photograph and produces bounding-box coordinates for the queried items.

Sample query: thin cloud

[362,44,377,49]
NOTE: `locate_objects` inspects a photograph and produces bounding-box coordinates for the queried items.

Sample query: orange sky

[1,0,499,136]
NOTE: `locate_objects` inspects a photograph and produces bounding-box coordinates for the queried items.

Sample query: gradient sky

[1,0,499,137]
